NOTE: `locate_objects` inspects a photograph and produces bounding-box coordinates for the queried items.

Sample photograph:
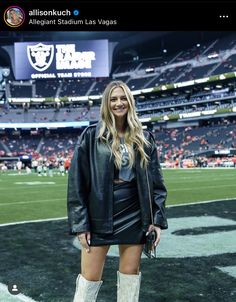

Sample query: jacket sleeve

[149,133,168,229]
[67,129,91,235]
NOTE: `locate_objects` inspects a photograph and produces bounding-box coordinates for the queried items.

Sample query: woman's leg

[73,245,110,302]
[81,245,110,280]
[117,244,143,302]
[118,244,143,274]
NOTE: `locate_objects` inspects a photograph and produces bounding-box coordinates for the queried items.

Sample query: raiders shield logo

[27,43,54,72]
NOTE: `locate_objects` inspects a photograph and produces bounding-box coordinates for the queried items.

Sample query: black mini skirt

[90,180,146,246]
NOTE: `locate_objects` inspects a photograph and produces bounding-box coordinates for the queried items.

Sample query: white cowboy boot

[73,274,103,302]
[117,271,141,302]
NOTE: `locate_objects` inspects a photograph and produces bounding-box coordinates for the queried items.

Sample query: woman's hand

[77,232,91,253]
[147,225,161,248]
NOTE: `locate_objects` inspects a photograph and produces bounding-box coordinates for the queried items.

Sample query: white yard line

[0,184,64,190]
[0,198,64,206]
[163,167,236,170]
[168,197,236,207]
[0,198,235,227]
[0,217,66,227]
[167,176,235,182]
[169,184,236,191]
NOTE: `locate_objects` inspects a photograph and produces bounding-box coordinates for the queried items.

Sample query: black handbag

[143,167,158,259]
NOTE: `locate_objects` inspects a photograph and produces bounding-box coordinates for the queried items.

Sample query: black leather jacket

[67,123,168,235]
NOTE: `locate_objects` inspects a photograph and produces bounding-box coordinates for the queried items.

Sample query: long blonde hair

[98,80,150,169]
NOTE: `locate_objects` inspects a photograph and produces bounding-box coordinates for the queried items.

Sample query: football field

[0,168,236,302]
[0,168,236,224]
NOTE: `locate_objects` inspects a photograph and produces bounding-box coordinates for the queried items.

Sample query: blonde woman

[67,80,168,301]
[6,8,23,26]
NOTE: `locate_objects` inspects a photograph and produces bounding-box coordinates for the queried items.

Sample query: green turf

[164,168,236,205]
[0,173,67,224]
[0,168,236,224]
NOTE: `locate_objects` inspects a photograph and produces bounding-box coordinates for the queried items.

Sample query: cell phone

[148,231,157,249]
[143,230,157,258]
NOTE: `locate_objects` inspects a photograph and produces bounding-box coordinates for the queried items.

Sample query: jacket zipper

[145,167,154,225]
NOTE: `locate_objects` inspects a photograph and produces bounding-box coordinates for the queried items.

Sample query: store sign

[14,40,109,79]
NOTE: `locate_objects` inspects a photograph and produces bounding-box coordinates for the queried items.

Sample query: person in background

[59,160,65,176]
[31,159,38,174]
[48,161,54,177]
[67,80,168,302]
[16,159,23,175]
[64,157,71,174]
[232,155,236,168]
[37,162,43,176]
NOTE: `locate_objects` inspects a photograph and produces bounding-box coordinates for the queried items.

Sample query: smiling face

[109,86,129,122]
[9,10,20,22]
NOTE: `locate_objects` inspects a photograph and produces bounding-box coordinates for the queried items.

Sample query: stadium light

[139,117,151,122]
[208,53,218,59]
[219,74,226,80]
[88,100,93,106]
[141,88,153,93]
[202,110,217,115]
[145,68,154,73]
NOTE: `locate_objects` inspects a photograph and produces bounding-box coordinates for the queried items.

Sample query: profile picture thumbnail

[4,6,25,27]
